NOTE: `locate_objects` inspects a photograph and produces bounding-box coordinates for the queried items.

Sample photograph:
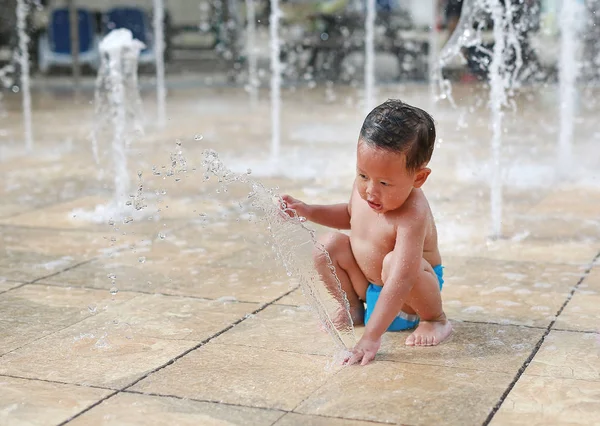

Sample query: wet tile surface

[295,361,512,425]
[69,392,285,426]
[274,412,386,425]
[1,83,600,425]
[213,304,335,355]
[376,321,544,375]
[525,330,600,381]
[491,375,600,425]
[441,257,583,327]
[131,343,334,411]
[0,376,111,426]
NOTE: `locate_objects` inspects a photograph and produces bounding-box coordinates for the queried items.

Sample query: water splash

[269,0,281,164]
[435,0,527,238]
[245,0,259,107]
[16,0,33,151]
[202,149,356,350]
[558,0,584,174]
[153,0,167,127]
[77,29,145,222]
[364,0,376,114]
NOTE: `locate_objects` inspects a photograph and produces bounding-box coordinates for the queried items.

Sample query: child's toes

[405,332,417,346]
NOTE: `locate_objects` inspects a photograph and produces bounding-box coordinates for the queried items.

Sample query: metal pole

[67,0,80,96]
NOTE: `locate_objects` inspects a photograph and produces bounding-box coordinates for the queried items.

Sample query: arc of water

[16,0,33,151]
[269,0,281,163]
[153,0,167,127]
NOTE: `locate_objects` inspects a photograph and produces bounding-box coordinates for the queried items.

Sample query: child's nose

[366,181,378,197]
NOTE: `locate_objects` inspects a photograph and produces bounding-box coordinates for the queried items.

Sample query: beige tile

[585,266,600,292]
[0,285,138,355]
[442,257,582,327]
[554,290,600,333]
[0,375,111,426]
[0,312,196,388]
[375,321,544,375]
[443,238,599,266]
[0,225,142,258]
[275,412,382,426]
[0,320,64,356]
[525,330,600,381]
[86,293,260,341]
[296,361,513,425]
[491,375,600,426]
[70,392,284,426]
[274,287,308,307]
[214,305,337,355]
[46,253,295,303]
[532,188,600,220]
[0,280,22,293]
[131,343,334,411]
[0,284,137,326]
[0,196,173,232]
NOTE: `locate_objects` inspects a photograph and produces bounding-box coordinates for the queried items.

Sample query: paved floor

[0,82,599,425]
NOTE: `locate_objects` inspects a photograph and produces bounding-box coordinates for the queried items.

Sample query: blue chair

[104,7,155,65]
[38,8,99,73]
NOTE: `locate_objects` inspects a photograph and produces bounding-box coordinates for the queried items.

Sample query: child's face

[355,140,430,213]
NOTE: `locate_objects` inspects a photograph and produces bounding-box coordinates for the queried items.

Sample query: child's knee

[313,232,349,265]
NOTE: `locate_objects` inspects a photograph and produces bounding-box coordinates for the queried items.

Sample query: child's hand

[279,194,310,221]
[344,335,381,366]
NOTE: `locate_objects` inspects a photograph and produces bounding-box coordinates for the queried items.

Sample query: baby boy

[282,99,452,365]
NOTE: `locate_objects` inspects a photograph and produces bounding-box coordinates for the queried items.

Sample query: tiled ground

[1,82,599,425]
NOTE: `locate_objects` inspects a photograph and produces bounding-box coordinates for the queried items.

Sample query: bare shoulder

[394,189,434,232]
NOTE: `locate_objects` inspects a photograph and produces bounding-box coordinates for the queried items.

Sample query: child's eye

[380,181,389,186]
[359,174,367,179]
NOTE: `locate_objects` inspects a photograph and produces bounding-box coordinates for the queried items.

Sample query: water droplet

[108,220,115,226]
[110,287,118,295]
[107,273,116,280]
[246,168,252,175]
[125,200,132,206]
[123,217,133,224]
[11,86,19,93]
[158,233,166,240]
[194,134,204,141]
[88,305,97,314]
[138,256,146,263]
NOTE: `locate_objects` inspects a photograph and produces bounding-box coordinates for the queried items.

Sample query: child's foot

[405,315,453,346]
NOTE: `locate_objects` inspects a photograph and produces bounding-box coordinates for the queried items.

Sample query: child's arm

[346,215,426,365]
[280,194,351,230]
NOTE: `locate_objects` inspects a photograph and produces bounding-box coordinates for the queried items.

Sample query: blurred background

[0,0,597,88]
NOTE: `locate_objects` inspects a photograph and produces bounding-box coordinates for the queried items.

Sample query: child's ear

[413,167,431,188]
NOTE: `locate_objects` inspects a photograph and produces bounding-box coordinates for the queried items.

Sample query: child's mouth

[367,200,382,211]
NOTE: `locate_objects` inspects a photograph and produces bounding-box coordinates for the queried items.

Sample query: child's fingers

[345,350,363,366]
[361,352,375,366]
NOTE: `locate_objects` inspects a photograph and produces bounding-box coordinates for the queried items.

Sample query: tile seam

[481,249,600,425]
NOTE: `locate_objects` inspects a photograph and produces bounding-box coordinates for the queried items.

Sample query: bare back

[349,186,441,285]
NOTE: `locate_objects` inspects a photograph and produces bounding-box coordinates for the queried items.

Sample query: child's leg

[403,259,452,346]
[314,232,369,325]
[381,255,452,346]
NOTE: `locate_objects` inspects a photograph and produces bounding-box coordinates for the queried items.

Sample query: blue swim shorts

[364,265,444,331]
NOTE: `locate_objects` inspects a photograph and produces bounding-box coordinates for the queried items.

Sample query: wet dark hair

[359,99,436,171]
